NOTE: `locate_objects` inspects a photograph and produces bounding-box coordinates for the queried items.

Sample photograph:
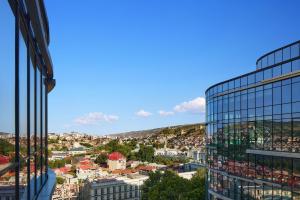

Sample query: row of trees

[142,169,206,200]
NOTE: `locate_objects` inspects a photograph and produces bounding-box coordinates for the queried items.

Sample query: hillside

[110,123,206,148]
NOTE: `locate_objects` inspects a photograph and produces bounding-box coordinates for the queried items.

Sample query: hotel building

[0,0,55,199]
[206,41,300,199]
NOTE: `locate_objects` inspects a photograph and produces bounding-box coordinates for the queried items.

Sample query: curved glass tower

[206,41,300,200]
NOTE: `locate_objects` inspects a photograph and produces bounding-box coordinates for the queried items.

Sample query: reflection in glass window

[291,43,300,58]
[283,47,291,61]
[273,87,281,105]
[19,31,28,196]
[262,57,268,68]
[282,62,291,74]
[273,65,281,77]
[293,119,300,152]
[256,71,263,83]
[256,90,263,108]
[268,53,275,66]
[292,59,300,72]
[282,84,291,103]
[264,89,272,106]
[275,50,283,64]
[264,69,272,79]
[0,0,15,194]
[293,82,300,102]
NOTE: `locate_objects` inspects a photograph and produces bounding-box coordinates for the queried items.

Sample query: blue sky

[45,0,300,135]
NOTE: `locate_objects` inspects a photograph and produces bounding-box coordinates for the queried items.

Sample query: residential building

[0,0,55,199]
[107,152,126,171]
[79,174,148,200]
[206,41,300,199]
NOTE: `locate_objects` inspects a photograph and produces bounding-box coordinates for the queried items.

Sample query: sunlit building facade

[0,0,55,199]
[206,41,300,199]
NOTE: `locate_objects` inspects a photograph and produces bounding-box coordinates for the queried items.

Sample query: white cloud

[174,97,205,114]
[158,110,174,116]
[135,110,152,118]
[74,112,119,125]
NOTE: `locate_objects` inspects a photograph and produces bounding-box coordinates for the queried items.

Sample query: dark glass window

[275,50,283,64]
[283,47,291,61]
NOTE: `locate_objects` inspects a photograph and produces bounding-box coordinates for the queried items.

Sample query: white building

[79,174,148,200]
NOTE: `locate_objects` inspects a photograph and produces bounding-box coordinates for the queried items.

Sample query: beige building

[107,152,126,171]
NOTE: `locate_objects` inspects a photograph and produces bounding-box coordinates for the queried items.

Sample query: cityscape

[1,0,300,200]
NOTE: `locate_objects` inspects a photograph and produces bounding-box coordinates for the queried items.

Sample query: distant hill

[109,123,205,139]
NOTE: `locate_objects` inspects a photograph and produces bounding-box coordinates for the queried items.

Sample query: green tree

[56,177,65,185]
[142,169,206,200]
[137,145,154,162]
[95,154,108,165]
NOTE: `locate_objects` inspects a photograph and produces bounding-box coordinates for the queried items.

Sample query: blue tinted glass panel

[248,74,255,85]
[264,89,272,106]
[273,87,281,105]
[293,102,300,113]
[292,82,300,102]
[256,71,263,83]
[241,76,247,86]
[282,62,291,74]
[264,69,272,79]
[291,43,300,58]
[262,57,268,68]
[268,53,275,66]
[292,59,300,72]
[273,65,281,77]
[283,47,291,61]
[275,50,283,63]
[282,84,291,103]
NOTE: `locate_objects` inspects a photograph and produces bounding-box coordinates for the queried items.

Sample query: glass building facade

[0,0,55,199]
[206,41,300,200]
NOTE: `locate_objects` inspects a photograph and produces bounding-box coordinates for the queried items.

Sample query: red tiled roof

[112,169,136,175]
[79,165,96,170]
[136,165,156,171]
[108,152,125,161]
[0,155,10,165]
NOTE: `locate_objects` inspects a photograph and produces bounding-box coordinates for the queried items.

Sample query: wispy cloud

[135,110,152,118]
[158,110,174,116]
[74,112,119,125]
[174,97,205,114]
